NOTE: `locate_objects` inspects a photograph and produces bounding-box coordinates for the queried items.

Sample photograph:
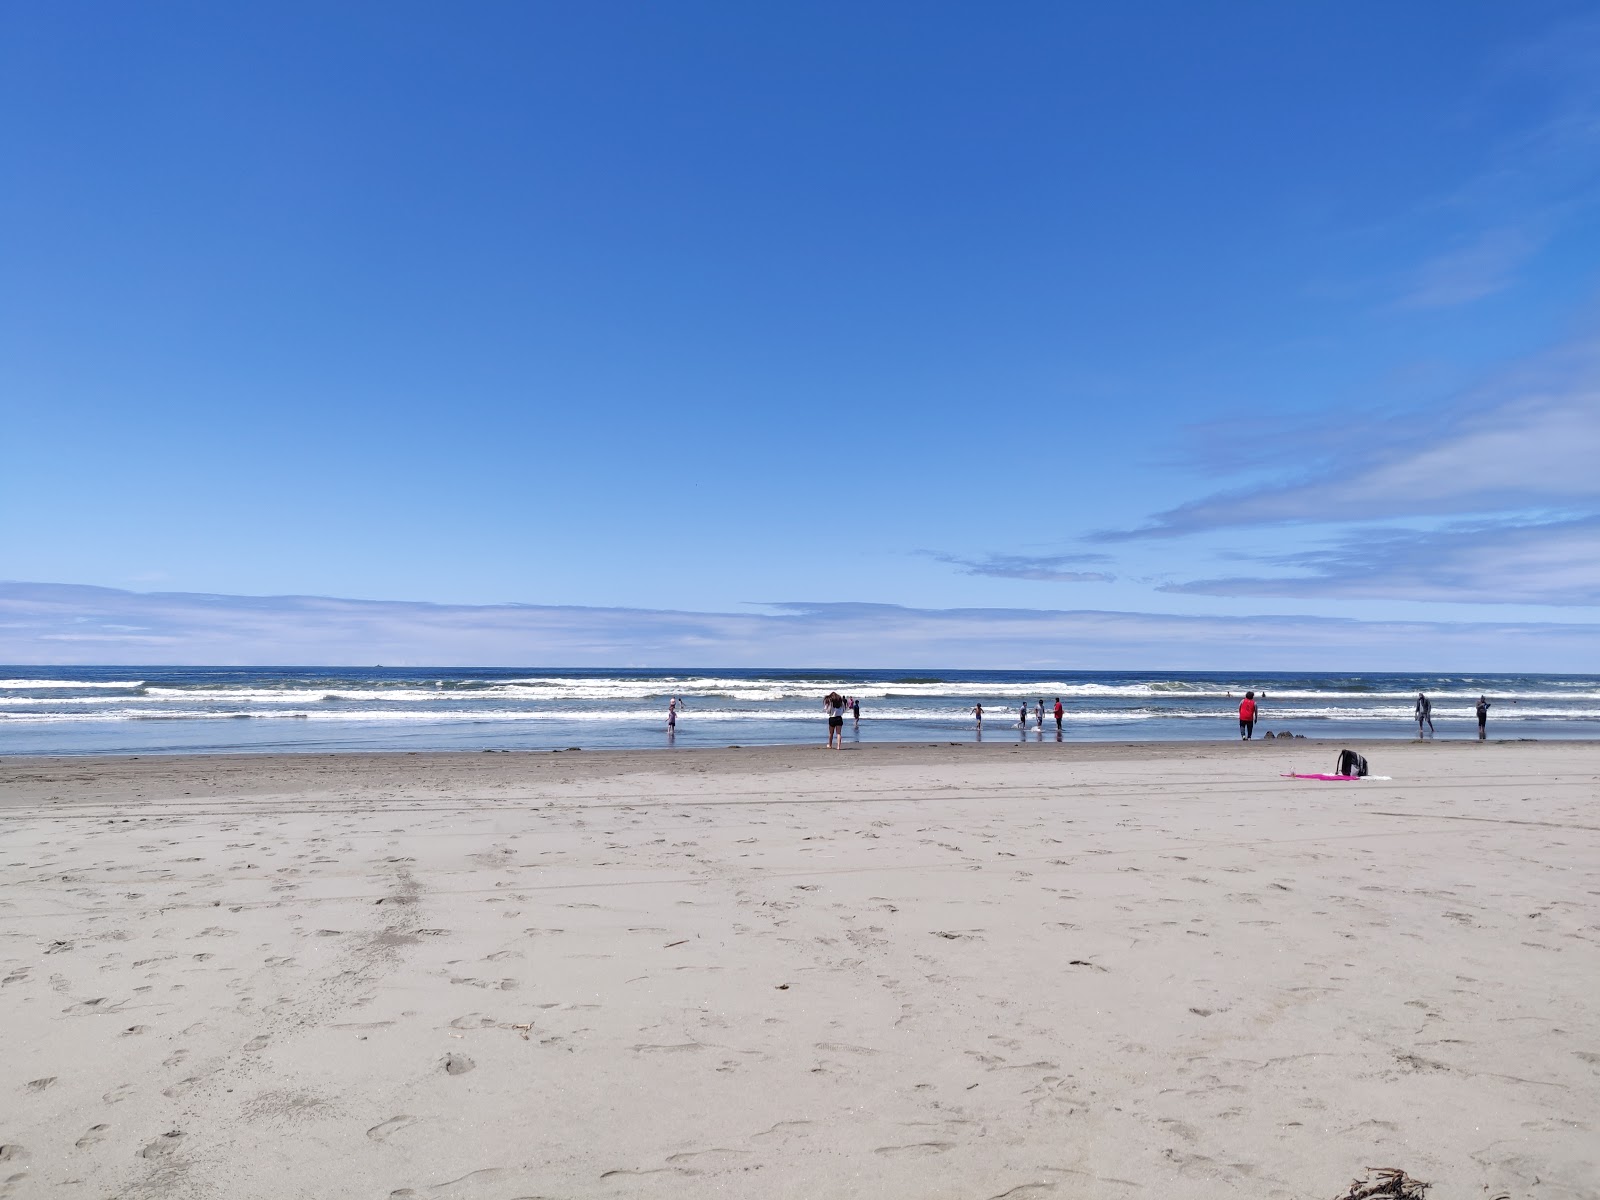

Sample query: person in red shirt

[1238,691,1258,740]
[1053,697,1063,731]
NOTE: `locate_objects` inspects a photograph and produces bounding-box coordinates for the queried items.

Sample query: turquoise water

[1,667,1593,755]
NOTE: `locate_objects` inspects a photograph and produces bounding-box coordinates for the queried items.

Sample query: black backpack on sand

[1335,749,1368,777]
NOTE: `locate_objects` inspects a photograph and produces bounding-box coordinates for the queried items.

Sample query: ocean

[1,666,1596,755]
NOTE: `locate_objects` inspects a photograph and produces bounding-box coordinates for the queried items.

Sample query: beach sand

[1,740,1595,1199]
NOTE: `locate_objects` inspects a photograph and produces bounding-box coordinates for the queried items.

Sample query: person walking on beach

[1238,691,1257,740]
[1415,692,1434,738]
[825,691,846,749]
[1476,695,1490,741]
[1018,702,1028,729]
[1053,697,1063,731]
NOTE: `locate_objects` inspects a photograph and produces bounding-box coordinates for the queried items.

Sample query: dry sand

[1,739,1596,1199]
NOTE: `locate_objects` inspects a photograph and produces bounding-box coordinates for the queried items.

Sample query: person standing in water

[825,691,845,749]
[971,703,983,728]
[1018,702,1028,729]
[1034,699,1045,729]
[852,696,860,727]
[1415,692,1434,738]
[1238,691,1257,740]
[1053,697,1063,732]
[1476,695,1490,740]
[667,696,683,730]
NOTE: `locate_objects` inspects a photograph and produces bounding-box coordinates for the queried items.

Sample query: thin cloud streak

[1096,344,1600,540]
[2,582,1597,671]
[1395,226,1543,309]
[931,552,1114,583]
[1163,516,1600,607]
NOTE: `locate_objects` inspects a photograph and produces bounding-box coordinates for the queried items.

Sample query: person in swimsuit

[1475,695,1490,740]
[825,691,845,749]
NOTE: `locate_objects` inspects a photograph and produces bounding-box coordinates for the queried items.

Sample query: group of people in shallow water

[667,688,1499,746]
[1414,692,1493,740]
[968,698,1066,733]
[1238,689,1495,741]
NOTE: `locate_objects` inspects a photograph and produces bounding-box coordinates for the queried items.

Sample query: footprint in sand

[243,1035,270,1051]
[442,1053,475,1075]
[139,1131,184,1159]
[367,1115,419,1142]
[24,1078,55,1093]
[74,1125,109,1149]
[421,1167,518,1194]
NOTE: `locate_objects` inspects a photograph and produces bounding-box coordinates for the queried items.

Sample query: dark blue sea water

[1,667,1594,755]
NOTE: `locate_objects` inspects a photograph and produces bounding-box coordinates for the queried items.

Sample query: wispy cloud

[931,552,1114,583]
[3,581,1598,671]
[1396,226,1543,309]
[1163,516,1600,606]
[1097,344,1600,540]
[1384,13,1600,310]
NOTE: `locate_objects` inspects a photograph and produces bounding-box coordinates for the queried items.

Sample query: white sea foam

[8,703,1591,726]
[3,670,1596,756]
[11,674,1596,705]
[0,679,145,689]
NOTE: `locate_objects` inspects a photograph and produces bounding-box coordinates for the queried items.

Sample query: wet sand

[2,740,1596,1199]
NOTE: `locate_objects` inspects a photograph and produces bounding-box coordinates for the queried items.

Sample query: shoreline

[0,731,1565,770]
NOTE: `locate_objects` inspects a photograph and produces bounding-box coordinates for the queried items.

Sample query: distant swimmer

[1476,695,1490,741]
[1053,697,1063,731]
[1415,692,1434,738]
[1238,691,1257,740]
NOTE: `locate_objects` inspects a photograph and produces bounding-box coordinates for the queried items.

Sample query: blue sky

[4,3,1599,664]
